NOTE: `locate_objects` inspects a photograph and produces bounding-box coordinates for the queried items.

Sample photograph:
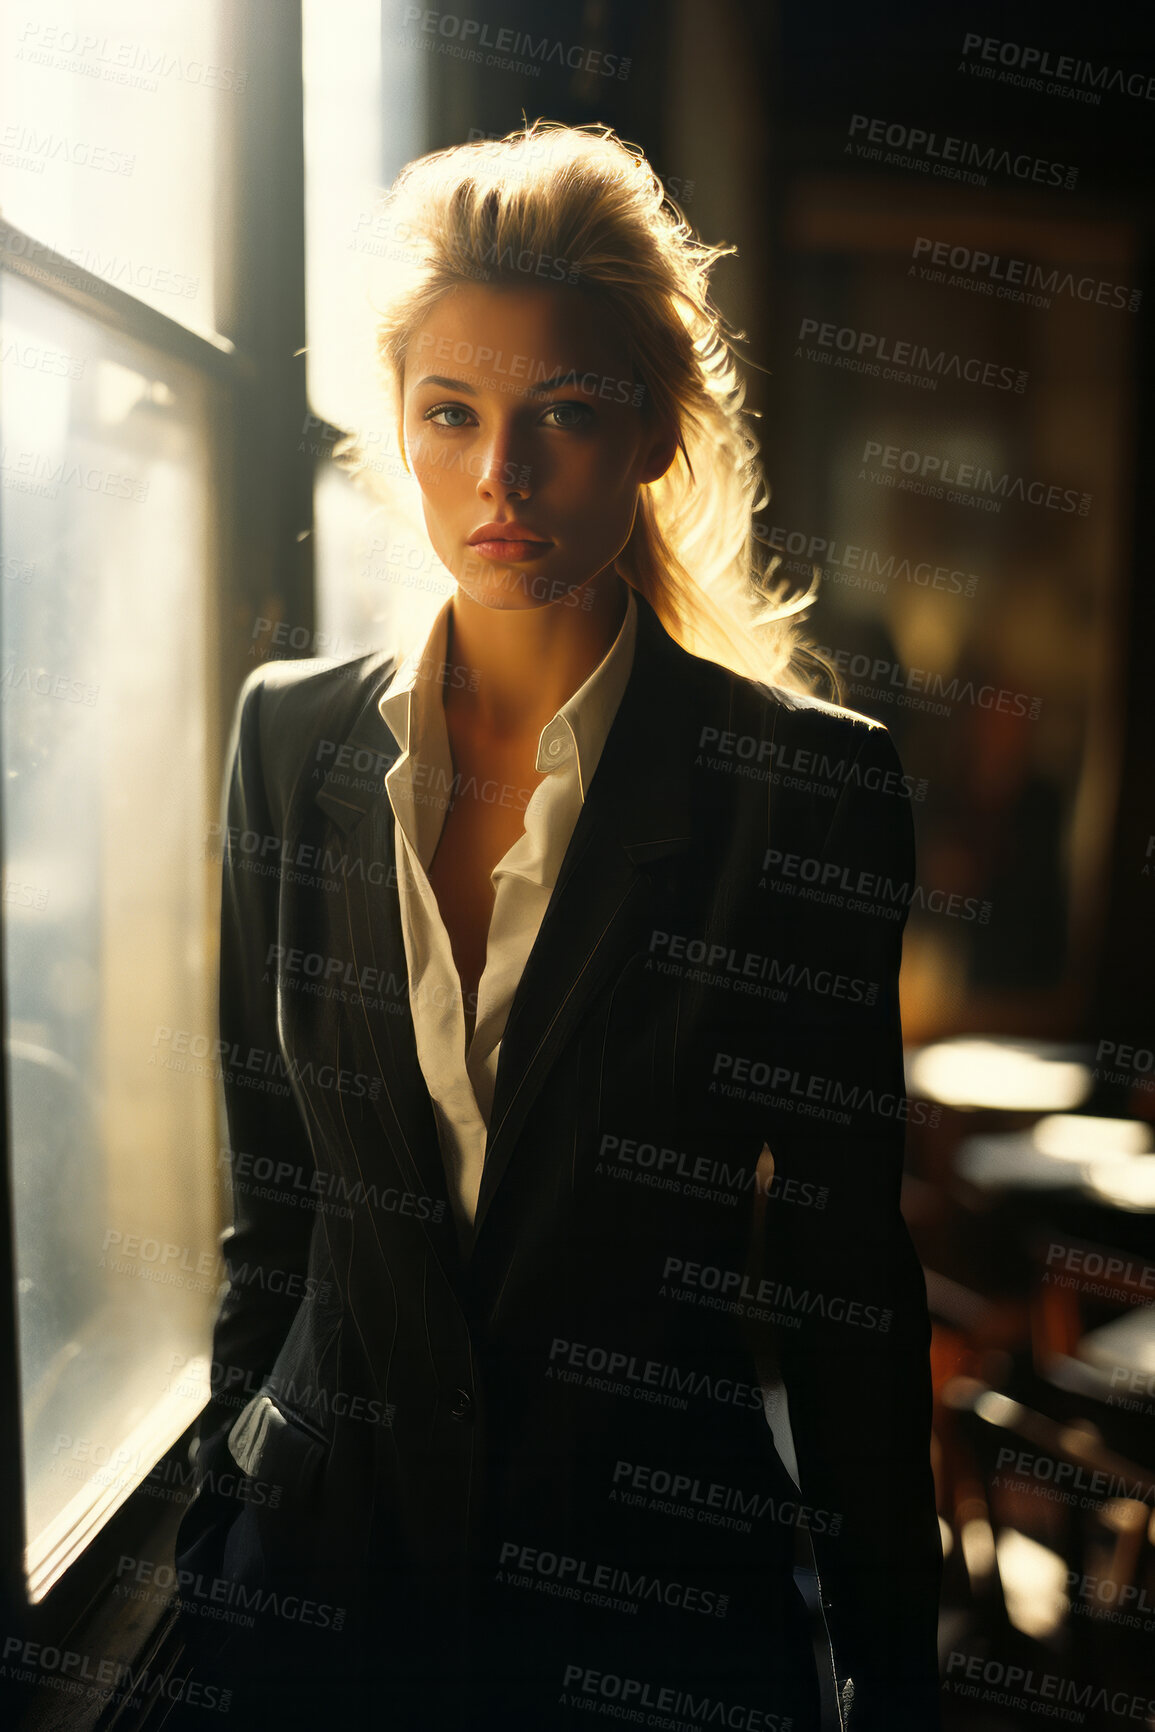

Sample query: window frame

[0,0,312,1718]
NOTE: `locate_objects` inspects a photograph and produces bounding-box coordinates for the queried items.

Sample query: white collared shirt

[378,585,638,1253]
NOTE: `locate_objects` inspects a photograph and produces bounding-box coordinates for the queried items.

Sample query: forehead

[405,283,634,387]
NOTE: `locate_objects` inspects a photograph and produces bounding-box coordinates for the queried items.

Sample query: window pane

[0,0,240,339]
[0,271,219,1598]
[303,0,426,429]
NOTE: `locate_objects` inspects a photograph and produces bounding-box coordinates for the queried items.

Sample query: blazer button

[449,1388,474,1423]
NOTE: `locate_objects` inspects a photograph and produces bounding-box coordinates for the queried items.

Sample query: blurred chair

[941,1374,1154,1692]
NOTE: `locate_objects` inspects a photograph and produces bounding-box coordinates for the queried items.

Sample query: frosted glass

[0,271,219,1596]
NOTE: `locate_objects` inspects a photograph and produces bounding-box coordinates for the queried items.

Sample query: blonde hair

[337,119,835,698]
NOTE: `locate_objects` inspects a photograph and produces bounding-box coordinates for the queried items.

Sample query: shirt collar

[378,583,637,804]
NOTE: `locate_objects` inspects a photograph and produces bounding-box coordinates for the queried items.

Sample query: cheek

[414,461,447,497]
[591,430,644,499]
[572,452,639,534]
[409,435,458,497]
[560,438,635,510]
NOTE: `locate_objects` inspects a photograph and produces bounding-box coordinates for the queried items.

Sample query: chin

[454,565,565,611]
[454,578,543,612]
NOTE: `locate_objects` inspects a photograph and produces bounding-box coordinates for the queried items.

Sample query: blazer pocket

[227,1391,327,1504]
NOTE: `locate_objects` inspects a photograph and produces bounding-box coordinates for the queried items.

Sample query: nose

[474,419,531,504]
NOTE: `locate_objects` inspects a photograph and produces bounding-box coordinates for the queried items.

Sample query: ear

[638,422,679,486]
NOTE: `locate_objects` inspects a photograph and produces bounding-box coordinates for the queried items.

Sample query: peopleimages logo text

[861,440,1090,514]
[959,33,1155,103]
[846,114,1076,189]
[911,237,1141,313]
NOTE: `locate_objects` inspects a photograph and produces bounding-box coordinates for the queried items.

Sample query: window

[0,0,302,1613]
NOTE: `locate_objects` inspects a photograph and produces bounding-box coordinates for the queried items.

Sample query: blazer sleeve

[763,719,942,1731]
[181,668,320,1511]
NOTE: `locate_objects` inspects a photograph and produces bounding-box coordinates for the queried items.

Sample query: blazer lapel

[472,593,701,1243]
[314,661,465,1300]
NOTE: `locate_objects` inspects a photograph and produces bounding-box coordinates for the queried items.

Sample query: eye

[424,403,475,428]
[542,400,593,430]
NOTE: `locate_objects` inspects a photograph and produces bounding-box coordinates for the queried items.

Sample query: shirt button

[449,1388,474,1423]
[547,737,563,758]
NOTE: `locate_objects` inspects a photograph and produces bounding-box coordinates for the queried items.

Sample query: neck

[445,567,628,739]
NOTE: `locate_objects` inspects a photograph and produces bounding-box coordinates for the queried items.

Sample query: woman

[172,122,942,1731]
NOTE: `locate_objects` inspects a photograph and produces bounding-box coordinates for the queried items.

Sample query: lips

[467,523,553,562]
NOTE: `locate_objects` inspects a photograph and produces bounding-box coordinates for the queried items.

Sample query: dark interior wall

[759,0,1153,1044]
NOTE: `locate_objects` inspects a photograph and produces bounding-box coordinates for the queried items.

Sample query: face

[401,283,676,610]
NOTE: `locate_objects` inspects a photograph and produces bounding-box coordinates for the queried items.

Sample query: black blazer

[174,589,942,1730]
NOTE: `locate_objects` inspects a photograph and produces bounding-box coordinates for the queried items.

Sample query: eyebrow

[413,371,598,398]
[416,375,478,394]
